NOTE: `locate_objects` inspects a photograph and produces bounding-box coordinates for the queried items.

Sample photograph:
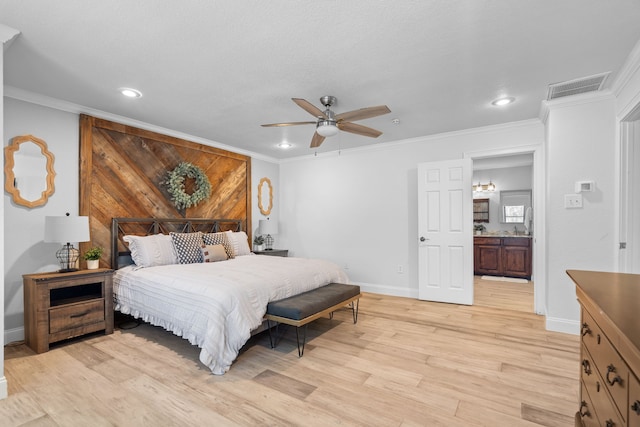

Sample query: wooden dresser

[567,270,640,427]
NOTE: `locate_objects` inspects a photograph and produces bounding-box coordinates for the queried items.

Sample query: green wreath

[163,162,212,209]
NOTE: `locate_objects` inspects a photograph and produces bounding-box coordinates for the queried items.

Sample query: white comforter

[113,255,349,374]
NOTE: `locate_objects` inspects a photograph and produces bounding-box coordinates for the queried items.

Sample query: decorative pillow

[200,244,228,263]
[170,232,204,264]
[123,234,178,267]
[203,232,235,259]
[228,231,252,256]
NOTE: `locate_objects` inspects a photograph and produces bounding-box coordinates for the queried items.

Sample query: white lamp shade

[259,219,278,235]
[316,121,339,137]
[44,215,91,243]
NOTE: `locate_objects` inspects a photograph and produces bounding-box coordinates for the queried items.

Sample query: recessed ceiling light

[278,142,292,149]
[119,87,142,98]
[491,97,515,106]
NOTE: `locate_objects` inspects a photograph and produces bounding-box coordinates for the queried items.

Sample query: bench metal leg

[295,325,308,357]
[352,299,359,323]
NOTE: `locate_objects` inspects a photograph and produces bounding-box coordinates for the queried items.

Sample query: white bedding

[113,255,349,374]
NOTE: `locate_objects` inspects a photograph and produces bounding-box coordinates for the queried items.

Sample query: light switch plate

[564,194,583,208]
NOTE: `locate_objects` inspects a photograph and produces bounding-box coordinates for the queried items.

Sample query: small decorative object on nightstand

[254,249,288,257]
[23,268,114,353]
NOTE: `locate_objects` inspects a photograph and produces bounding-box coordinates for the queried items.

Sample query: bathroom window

[503,205,525,223]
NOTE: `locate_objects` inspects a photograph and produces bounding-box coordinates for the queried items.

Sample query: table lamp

[259,219,278,250]
[44,213,90,272]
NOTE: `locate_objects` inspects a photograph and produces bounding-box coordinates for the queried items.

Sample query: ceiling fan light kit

[262,95,391,148]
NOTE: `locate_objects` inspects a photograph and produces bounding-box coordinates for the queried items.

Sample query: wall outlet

[397,265,404,274]
[564,194,583,209]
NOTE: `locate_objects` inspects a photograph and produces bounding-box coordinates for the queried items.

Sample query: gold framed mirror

[258,177,273,215]
[4,134,56,208]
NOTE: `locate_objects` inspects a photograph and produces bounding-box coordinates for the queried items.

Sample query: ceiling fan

[261,96,391,148]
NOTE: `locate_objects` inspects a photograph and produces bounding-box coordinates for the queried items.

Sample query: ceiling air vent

[547,72,610,100]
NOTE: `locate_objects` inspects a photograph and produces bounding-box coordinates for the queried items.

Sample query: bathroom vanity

[473,235,532,279]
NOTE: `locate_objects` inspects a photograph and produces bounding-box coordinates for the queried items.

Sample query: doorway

[466,145,545,315]
[619,108,640,274]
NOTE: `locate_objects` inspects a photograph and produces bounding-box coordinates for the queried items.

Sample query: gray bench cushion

[266,283,360,320]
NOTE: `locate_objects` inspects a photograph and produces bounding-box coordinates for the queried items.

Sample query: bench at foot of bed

[265,283,361,356]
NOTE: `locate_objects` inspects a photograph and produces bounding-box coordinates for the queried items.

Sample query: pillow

[227,231,252,256]
[170,232,204,264]
[123,234,178,267]
[200,244,228,263]
[203,232,235,259]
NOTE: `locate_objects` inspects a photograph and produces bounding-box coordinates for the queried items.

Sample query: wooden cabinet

[254,249,288,257]
[23,268,114,353]
[473,198,490,223]
[474,236,531,279]
[568,270,640,427]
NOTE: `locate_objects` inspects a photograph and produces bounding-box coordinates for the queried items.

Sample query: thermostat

[575,181,595,193]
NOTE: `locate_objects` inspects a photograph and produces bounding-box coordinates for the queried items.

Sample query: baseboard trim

[355,282,418,299]
[4,326,24,346]
[0,376,7,400]
[546,316,579,335]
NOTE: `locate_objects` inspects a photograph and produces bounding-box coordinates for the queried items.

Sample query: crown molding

[539,90,615,125]
[612,38,640,98]
[280,118,542,164]
[3,86,279,164]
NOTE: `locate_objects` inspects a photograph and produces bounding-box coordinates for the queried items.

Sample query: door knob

[420,236,426,242]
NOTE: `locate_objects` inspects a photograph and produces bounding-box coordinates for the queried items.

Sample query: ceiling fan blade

[335,105,391,122]
[310,132,326,148]
[261,121,316,127]
[338,121,383,138]
[292,98,327,119]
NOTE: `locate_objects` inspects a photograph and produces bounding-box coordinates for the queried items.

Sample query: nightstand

[254,249,288,257]
[23,268,114,353]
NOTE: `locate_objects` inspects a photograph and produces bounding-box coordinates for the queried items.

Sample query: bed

[111,218,349,374]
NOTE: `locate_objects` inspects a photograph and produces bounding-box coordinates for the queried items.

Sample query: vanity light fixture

[491,97,515,106]
[473,181,496,192]
[119,87,142,98]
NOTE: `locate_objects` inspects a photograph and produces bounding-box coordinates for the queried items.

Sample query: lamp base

[264,234,274,250]
[56,243,80,273]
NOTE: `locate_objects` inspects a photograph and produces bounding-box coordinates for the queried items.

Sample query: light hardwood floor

[1,278,579,426]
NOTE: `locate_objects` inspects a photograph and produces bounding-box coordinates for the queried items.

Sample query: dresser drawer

[49,299,105,333]
[630,373,640,427]
[582,308,630,424]
[579,380,601,427]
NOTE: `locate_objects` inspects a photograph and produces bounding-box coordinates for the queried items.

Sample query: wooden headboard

[111,217,244,269]
[79,115,251,269]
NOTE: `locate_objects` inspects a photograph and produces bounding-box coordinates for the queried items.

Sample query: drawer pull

[605,420,615,427]
[632,400,640,415]
[606,364,622,386]
[70,310,91,319]
[581,322,591,336]
[579,400,590,417]
[597,333,601,344]
[581,359,591,375]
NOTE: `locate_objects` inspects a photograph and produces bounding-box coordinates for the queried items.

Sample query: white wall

[473,165,533,233]
[3,98,80,344]
[279,121,544,298]
[544,95,617,332]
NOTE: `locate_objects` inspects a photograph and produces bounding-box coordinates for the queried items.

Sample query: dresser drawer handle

[632,400,640,415]
[581,322,591,336]
[581,359,591,375]
[606,364,622,386]
[606,420,615,427]
[579,400,590,417]
[70,310,91,319]
[597,333,601,344]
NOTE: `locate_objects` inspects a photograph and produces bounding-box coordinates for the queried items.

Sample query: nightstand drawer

[49,299,105,333]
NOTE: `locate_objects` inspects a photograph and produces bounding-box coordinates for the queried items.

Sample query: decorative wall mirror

[258,177,273,215]
[4,134,56,208]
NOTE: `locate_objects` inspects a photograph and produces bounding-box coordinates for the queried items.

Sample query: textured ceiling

[2,1,640,159]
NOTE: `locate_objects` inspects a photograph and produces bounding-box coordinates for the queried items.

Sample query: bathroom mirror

[500,190,531,224]
[4,135,56,208]
[258,177,273,216]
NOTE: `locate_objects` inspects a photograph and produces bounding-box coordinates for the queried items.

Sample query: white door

[418,158,473,304]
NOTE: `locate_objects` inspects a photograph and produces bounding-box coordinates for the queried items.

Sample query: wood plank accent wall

[79,115,251,268]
